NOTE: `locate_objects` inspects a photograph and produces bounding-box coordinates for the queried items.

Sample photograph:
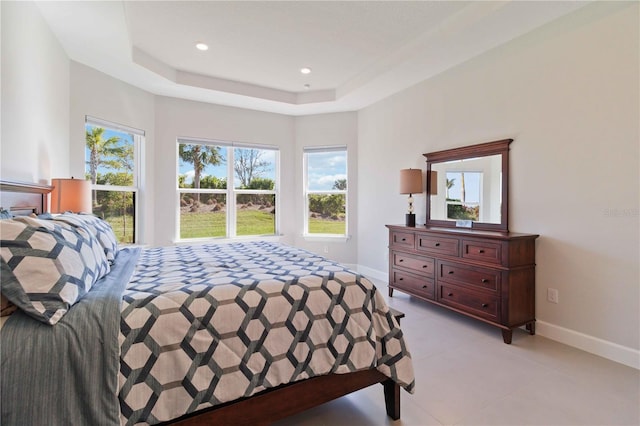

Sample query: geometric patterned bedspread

[118,242,414,425]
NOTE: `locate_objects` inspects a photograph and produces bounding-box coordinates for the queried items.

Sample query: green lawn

[307,218,346,234]
[180,211,226,239]
[237,210,276,236]
[104,211,345,242]
[105,215,135,243]
[180,210,276,239]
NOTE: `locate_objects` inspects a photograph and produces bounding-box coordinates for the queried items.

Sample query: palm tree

[446,178,455,199]
[85,127,129,204]
[179,144,223,201]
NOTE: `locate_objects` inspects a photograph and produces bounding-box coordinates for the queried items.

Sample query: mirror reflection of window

[445,171,482,221]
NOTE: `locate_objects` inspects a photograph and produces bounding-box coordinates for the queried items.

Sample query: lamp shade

[399,169,423,194]
[50,178,92,213]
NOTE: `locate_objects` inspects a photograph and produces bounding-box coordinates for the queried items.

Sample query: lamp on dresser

[399,168,422,227]
[50,177,92,213]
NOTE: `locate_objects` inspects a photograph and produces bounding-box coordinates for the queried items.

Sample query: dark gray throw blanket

[1,247,140,426]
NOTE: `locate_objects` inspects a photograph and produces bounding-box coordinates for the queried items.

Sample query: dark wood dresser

[386,224,539,343]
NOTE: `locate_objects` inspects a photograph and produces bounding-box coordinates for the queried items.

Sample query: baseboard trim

[354,264,639,370]
[536,321,639,370]
[356,264,387,282]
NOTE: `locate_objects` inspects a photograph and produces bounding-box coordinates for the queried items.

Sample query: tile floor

[274,284,640,426]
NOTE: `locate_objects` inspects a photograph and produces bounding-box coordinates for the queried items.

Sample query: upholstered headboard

[0,180,53,215]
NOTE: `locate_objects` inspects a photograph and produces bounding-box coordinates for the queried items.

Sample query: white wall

[293,113,358,263]
[153,96,296,247]
[357,2,639,357]
[69,62,156,244]
[1,1,69,183]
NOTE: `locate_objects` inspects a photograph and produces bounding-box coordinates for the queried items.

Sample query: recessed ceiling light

[300,67,312,74]
[304,84,311,90]
[195,42,209,51]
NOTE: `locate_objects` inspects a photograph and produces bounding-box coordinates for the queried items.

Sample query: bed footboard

[165,369,399,425]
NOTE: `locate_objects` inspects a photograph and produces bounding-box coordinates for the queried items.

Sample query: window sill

[173,234,283,245]
[302,234,351,243]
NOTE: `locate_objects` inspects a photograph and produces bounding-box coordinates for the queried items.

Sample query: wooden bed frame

[0,179,402,425]
[165,370,399,425]
[0,180,52,215]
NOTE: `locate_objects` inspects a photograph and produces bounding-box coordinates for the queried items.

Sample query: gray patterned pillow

[50,213,119,264]
[0,218,110,325]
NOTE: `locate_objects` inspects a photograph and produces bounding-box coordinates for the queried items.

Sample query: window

[304,147,347,236]
[85,116,142,244]
[445,171,482,221]
[177,139,279,239]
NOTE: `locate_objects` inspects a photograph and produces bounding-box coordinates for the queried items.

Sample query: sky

[306,151,347,191]
[446,171,481,203]
[179,147,347,191]
[85,126,347,191]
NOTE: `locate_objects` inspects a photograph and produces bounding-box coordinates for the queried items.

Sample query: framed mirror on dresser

[387,139,539,344]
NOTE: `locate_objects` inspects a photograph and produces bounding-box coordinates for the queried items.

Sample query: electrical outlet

[547,288,559,304]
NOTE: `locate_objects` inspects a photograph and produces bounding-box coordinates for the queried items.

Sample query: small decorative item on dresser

[399,168,423,227]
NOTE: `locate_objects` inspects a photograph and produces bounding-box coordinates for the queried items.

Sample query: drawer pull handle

[478,249,485,254]
[422,285,428,289]
[399,259,404,262]
[481,278,489,283]
[435,243,441,247]
[447,292,453,297]
[481,303,488,308]
[422,265,429,269]
[399,278,404,281]
[448,270,454,274]
[401,238,406,241]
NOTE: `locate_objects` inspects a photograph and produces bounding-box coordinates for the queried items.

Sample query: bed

[0,180,414,425]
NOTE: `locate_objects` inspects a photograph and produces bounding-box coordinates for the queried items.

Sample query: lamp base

[405,213,416,227]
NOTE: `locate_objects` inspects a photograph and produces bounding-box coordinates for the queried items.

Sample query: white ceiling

[36,1,589,116]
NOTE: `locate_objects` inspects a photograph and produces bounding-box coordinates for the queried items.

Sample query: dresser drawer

[416,235,459,257]
[390,231,415,249]
[462,240,502,265]
[393,252,435,276]
[438,261,500,292]
[391,269,434,299]
[439,284,499,321]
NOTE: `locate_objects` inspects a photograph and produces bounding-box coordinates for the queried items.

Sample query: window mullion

[227,147,236,238]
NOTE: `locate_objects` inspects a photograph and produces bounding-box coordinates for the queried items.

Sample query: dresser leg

[501,329,513,344]
[526,321,536,335]
[389,287,394,297]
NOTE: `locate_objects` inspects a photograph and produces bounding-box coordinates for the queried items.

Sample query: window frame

[85,116,142,244]
[303,146,348,239]
[176,138,280,241]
